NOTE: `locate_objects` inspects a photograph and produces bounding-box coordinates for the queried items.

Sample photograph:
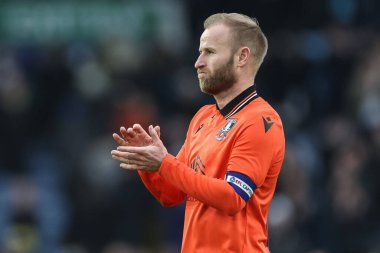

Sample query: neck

[214,77,254,109]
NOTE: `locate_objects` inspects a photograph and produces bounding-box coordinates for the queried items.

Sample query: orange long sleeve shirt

[138,85,285,253]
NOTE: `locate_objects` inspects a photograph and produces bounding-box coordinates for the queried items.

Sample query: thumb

[149,125,161,144]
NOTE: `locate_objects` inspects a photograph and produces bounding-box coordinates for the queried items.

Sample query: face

[195,24,237,95]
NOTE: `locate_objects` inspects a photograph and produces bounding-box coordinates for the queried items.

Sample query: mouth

[197,71,206,78]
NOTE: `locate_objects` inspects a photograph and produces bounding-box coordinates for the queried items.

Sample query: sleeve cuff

[158,153,177,177]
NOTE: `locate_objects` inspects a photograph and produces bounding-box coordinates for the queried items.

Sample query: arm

[114,118,284,215]
[158,154,246,215]
[157,119,284,214]
[113,126,249,215]
[138,171,185,207]
[137,148,187,207]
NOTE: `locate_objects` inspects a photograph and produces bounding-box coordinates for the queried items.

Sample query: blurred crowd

[0,0,380,253]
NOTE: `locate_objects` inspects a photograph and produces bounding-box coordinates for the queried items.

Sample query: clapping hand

[111,125,167,172]
[112,124,160,147]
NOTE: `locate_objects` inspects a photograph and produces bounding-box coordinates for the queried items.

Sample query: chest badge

[216,118,237,141]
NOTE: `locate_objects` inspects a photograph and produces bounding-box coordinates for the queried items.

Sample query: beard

[198,55,237,95]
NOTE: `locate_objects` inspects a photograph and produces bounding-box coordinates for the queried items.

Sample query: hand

[112,124,160,147]
[111,125,168,172]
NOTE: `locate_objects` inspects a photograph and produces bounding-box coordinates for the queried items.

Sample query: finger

[111,150,135,159]
[117,146,147,154]
[111,150,149,162]
[112,153,135,165]
[133,124,146,134]
[112,133,128,146]
[126,127,137,139]
[122,126,136,140]
[120,163,139,170]
[112,154,147,166]
[149,125,161,143]
[119,126,126,139]
[133,124,153,143]
[154,125,161,138]
[111,150,132,160]
[111,154,129,163]
[111,150,127,161]
[111,150,149,163]
[120,163,152,171]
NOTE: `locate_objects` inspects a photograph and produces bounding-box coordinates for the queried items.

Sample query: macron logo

[226,175,253,198]
[262,116,274,133]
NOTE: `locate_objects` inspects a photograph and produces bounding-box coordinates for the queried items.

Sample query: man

[111,13,285,253]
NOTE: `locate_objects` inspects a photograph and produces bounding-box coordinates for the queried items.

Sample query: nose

[194,55,205,69]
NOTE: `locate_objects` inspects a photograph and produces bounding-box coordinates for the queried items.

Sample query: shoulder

[234,97,284,143]
[237,97,282,125]
[191,104,215,121]
[187,104,215,131]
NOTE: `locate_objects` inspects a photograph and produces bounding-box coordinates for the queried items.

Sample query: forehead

[199,24,233,49]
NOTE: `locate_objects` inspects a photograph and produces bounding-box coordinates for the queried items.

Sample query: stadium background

[0,0,379,252]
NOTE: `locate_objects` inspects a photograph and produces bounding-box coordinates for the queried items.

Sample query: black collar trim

[217,84,259,118]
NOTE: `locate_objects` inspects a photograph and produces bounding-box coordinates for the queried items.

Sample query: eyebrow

[199,47,216,53]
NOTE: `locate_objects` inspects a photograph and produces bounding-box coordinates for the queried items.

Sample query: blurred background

[0,0,379,252]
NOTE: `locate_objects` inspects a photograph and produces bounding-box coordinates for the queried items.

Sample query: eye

[199,48,215,55]
[203,49,214,55]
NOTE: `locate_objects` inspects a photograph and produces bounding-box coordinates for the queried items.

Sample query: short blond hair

[204,13,268,73]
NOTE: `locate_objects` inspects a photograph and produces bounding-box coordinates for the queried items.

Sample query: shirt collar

[217,84,259,118]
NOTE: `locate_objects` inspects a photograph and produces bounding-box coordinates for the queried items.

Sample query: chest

[186,114,239,177]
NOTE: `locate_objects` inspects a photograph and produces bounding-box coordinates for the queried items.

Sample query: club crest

[216,118,237,141]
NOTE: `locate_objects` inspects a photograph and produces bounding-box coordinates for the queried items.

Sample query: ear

[237,47,250,67]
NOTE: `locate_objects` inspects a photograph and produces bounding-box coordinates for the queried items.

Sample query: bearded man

[111,13,285,253]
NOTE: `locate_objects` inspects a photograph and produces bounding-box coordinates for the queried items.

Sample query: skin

[195,23,255,108]
[111,124,166,171]
[111,23,256,171]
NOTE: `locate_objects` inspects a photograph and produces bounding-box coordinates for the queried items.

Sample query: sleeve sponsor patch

[225,171,256,202]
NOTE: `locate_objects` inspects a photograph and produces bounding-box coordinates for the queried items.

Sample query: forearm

[158,154,246,215]
[138,170,186,207]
